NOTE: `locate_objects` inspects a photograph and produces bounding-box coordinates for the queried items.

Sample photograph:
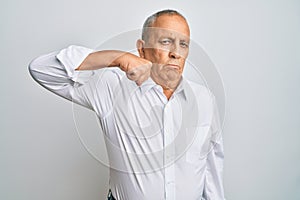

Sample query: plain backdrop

[1,0,300,200]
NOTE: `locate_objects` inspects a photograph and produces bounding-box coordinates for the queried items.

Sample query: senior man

[29,9,225,200]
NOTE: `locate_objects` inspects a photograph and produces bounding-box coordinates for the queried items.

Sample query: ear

[136,39,145,58]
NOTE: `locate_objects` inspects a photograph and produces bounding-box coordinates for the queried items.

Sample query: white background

[1,0,299,199]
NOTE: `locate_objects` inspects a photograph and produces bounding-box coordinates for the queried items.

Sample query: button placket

[163,102,176,200]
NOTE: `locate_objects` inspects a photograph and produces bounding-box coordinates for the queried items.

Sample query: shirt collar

[139,76,189,101]
[173,77,188,101]
[139,77,157,95]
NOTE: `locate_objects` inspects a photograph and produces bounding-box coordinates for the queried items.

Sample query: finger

[144,60,152,69]
[136,80,142,86]
[135,73,150,86]
[127,73,136,81]
[126,61,151,82]
[126,69,138,80]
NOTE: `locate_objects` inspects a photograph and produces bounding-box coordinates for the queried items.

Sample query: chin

[166,71,181,81]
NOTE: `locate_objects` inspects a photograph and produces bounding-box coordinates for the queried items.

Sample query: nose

[169,51,180,59]
[168,45,181,59]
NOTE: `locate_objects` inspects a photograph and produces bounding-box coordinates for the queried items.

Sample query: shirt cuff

[56,45,95,84]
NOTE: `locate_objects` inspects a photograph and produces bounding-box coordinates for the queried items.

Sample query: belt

[107,189,116,200]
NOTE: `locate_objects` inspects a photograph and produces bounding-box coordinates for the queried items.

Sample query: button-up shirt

[29,45,226,200]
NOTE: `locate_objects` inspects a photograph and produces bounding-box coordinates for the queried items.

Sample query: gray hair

[142,9,187,41]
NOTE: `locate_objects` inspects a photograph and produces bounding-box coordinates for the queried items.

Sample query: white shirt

[29,45,226,200]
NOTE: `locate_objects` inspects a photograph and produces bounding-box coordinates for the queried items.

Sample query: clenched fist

[116,52,152,86]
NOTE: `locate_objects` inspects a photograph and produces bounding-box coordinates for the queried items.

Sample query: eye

[180,42,189,48]
[159,39,172,45]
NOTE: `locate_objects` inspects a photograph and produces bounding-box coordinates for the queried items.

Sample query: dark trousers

[107,189,116,200]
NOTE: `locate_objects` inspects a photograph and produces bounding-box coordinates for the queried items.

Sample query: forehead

[149,28,190,42]
[151,14,190,38]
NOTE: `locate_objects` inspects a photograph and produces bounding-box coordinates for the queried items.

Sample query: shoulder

[185,79,215,101]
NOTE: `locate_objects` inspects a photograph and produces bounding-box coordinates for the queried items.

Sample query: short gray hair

[142,9,187,41]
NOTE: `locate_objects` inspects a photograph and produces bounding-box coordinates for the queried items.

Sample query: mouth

[165,64,180,71]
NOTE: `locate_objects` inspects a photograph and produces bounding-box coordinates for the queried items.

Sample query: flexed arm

[29,45,152,115]
[77,49,152,86]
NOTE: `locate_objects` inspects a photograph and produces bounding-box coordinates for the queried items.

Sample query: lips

[165,64,180,70]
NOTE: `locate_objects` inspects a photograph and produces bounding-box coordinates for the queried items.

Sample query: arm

[76,49,152,86]
[202,95,226,200]
[28,45,95,109]
[28,45,152,114]
[202,136,225,200]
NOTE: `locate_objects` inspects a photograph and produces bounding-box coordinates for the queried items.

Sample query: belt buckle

[107,189,113,200]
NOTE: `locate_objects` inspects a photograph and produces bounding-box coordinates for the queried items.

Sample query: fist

[116,52,152,86]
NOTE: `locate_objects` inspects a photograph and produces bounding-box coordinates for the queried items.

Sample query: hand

[116,52,152,86]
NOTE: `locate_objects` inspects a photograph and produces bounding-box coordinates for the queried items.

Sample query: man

[29,9,225,200]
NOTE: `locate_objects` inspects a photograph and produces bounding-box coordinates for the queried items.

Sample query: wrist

[111,51,129,71]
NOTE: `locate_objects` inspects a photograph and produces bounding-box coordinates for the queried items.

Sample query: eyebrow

[158,36,189,43]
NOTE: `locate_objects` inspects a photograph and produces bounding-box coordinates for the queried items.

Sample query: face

[138,14,190,84]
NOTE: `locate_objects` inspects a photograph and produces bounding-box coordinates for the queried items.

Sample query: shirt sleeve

[202,95,226,200]
[28,45,122,118]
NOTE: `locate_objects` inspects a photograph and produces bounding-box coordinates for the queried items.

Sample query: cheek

[154,49,169,63]
[179,50,189,60]
[179,58,187,72]
[145,49,168,63]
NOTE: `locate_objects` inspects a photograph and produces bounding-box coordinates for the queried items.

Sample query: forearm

[75,49,152,86]
[76,50,126,71]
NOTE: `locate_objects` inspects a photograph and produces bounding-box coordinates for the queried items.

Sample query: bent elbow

[28,57,41,82]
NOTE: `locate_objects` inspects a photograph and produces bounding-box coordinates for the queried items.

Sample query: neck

[163,88,174,100]
[150,71,182,100]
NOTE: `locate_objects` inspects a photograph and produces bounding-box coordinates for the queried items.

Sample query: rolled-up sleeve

[28,45,95,109]
[28,45,121,117]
